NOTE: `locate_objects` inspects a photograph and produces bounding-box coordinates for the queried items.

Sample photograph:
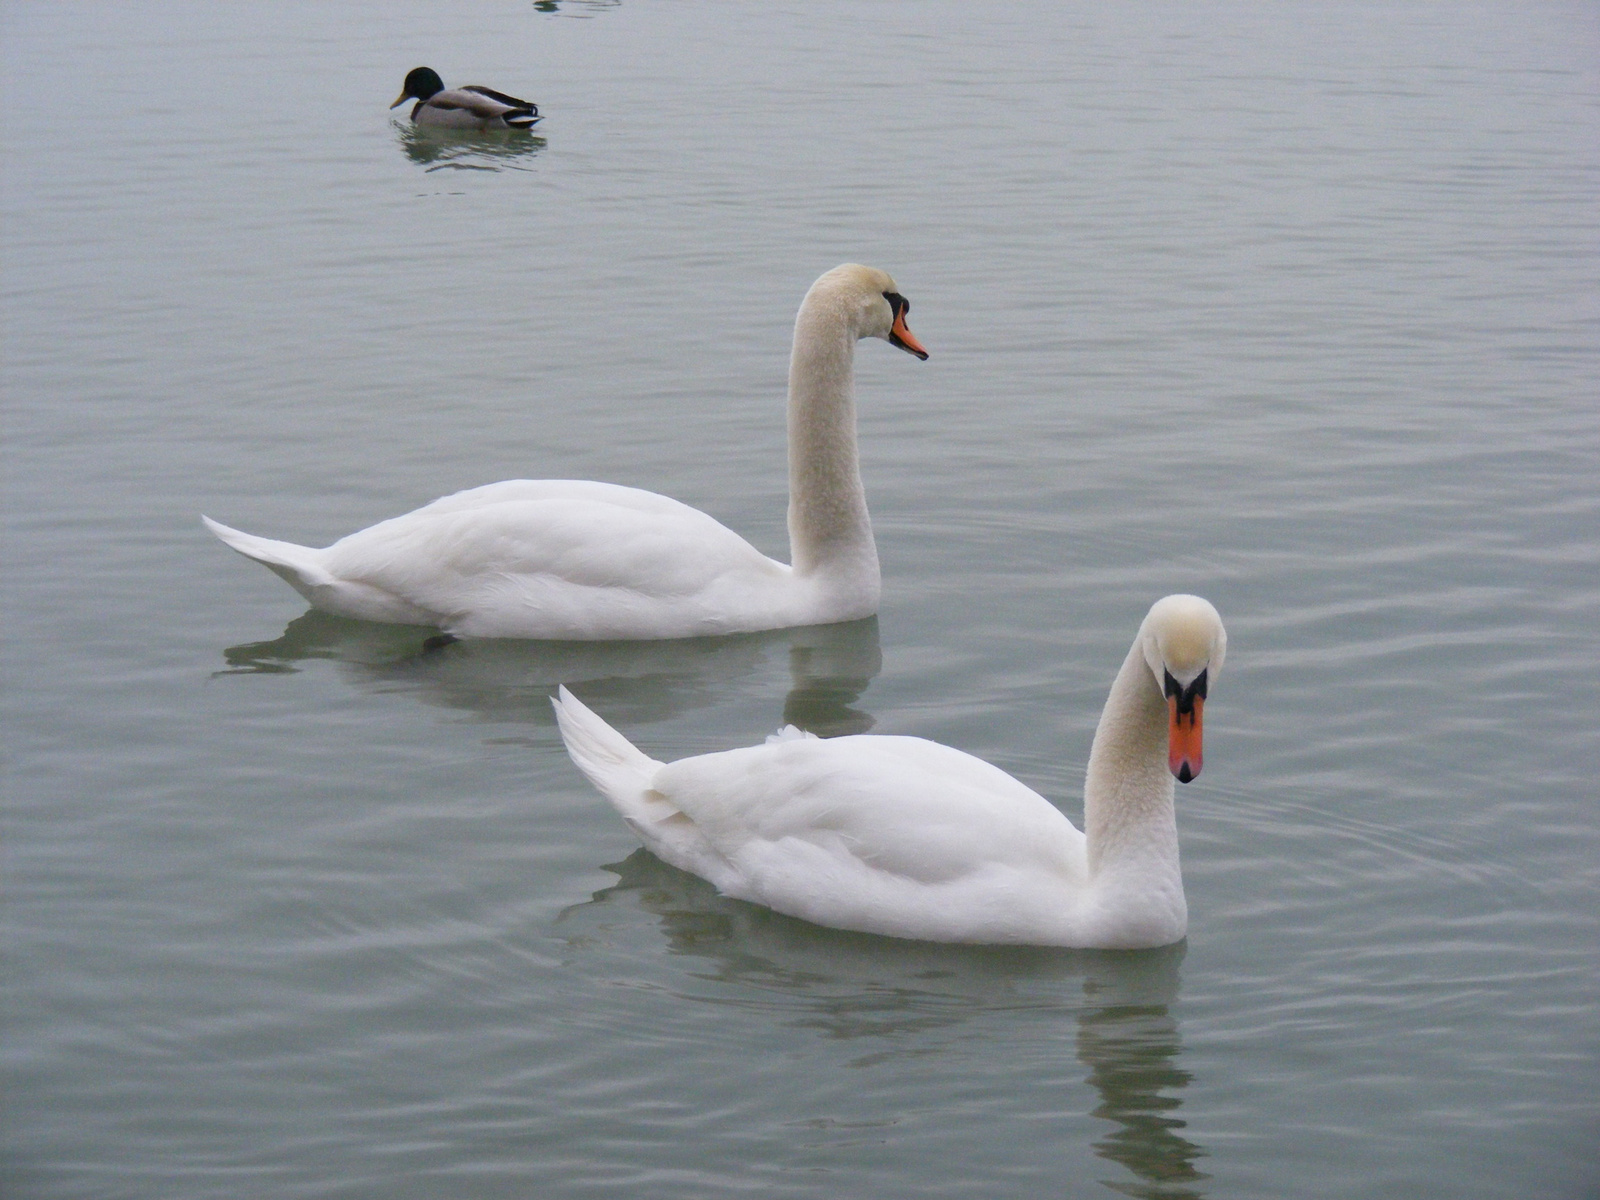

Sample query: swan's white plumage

[211,481,789,639]
[205,265,925,640]
[554,595,1227,948]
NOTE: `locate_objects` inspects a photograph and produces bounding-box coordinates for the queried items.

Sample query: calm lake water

[5,2,1598,1196]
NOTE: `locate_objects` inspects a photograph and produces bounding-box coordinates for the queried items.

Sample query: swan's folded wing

[407,479,703,519]
[648,735,1089,939]
[654,735,1085,895]
[317,480,789,637]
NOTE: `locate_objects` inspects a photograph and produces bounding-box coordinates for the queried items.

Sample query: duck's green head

[392,67,446,108]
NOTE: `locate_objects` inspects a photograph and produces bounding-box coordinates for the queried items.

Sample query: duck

[553,595,1226,948]
[390,66,542,130]
[203,264,929,640]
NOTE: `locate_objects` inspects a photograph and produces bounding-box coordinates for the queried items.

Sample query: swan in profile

[204,264,927,640]
[390,67,541,130]
[553,595,1226,948]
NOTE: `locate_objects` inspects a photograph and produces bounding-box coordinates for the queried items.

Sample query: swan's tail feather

[552,685,667,822]
[553,688,742,889]
[202,515,335,600]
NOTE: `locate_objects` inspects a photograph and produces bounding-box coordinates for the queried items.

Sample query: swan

[553,594,1226,948]
[203,264,928,640]
[390,67,541,130]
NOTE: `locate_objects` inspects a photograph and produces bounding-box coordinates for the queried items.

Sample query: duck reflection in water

[531,0,621,13]
[396,123,546,172]
[217,612,880,736]
[564,851,1208,1197]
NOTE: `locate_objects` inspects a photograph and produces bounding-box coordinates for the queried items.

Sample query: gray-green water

[5,2,1597,1196]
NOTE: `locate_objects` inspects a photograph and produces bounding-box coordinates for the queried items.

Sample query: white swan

[203,264,928,640]
[553,594,1226,948]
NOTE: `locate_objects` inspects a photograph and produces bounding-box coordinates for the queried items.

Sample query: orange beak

[889,308,929,360]
[1168,694,1204,783]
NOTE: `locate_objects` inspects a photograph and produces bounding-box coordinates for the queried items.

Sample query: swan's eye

[882,291,908,318]
[1164,669,1207,714]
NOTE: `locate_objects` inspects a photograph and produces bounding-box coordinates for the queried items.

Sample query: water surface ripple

[4,2,1597,1198]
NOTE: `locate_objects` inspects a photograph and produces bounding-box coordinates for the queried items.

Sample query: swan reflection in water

[563,851,1209,1198]
[1076,992,1205,1200]
[396,124,546,172]
[218,612,881,736]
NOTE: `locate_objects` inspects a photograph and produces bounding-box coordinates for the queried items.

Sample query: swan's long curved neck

[785,302,876,585]
[1083,641,1181,883]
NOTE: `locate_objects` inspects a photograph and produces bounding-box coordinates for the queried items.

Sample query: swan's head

[1138,594,1226,784]
[810,264,930,360]
[393,67,446,108]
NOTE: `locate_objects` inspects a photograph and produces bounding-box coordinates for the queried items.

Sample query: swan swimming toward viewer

[553,594,1226,948]
[390,67,541,130]
[204,264,928,640]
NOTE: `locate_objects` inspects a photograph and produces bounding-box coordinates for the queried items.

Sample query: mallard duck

[554,594,1227,948]
[390,66,541,130]
[203,264,929,640]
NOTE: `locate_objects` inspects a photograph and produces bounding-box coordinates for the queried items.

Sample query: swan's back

[320,480,794,639]
[654,734,1090,943]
